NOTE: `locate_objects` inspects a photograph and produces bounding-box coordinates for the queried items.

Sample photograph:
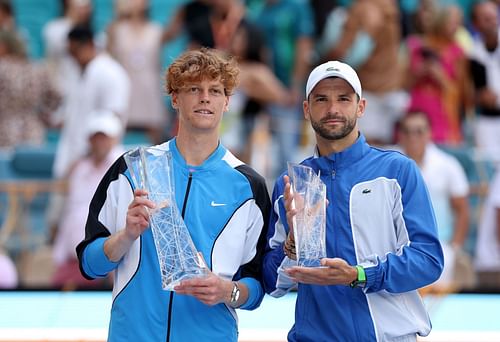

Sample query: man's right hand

[125,189,156,241]
[283,175,297,260]
[104,189,156,262]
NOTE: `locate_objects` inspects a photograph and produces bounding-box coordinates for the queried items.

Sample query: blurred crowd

[0,0,499,293]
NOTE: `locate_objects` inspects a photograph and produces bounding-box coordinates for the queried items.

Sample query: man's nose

[199,89,210,103]
[327,102,339,114]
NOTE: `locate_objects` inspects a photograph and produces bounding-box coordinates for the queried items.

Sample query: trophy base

[161,268,208,291]
[298,258,324,268]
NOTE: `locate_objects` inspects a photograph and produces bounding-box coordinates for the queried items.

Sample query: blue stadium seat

[0,145,59,258]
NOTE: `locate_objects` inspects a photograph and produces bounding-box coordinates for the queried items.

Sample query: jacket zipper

[166,172,193,342]
[331,166,337,257]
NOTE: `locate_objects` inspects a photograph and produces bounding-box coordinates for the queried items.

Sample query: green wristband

[350,265,366,288]
[356,265,366,282]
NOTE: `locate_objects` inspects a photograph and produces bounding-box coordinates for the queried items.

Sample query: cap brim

[307,71,360,99]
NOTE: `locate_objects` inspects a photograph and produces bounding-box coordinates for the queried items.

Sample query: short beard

[310,114,356,140]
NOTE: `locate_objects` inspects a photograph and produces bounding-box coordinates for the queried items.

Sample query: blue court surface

[0,291,498,341]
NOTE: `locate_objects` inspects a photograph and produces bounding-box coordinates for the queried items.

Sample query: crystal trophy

[124,147,207,290]
[287,162,327,267]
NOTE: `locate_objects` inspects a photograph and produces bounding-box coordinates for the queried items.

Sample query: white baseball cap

[305,60,362,99]
[71,0,91,7]
[86,110,123,138]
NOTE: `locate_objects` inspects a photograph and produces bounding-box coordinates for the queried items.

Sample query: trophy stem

[287,162,327,267]
[124,147,207,290]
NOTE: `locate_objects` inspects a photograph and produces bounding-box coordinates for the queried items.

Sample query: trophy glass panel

[124,147,207,290]
[288,162,327,267]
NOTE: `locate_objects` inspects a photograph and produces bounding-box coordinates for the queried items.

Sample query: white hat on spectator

[86,110,123,138]
[306,60,362,99]
[71,0,91,7]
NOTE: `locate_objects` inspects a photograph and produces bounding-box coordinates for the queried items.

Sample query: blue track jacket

[263,134,444,342]
[76,139,271,341]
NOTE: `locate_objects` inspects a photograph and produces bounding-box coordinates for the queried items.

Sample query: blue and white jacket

[76,139,271,341]
[263,134,444,342]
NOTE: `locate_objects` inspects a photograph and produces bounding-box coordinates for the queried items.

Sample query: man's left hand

[173,272,232,306]
[285,258,357,286]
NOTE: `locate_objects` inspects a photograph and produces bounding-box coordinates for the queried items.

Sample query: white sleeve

[99,60,131,120]
[446,156,469,198]
[270,257,298,298]
[489,172,500,208]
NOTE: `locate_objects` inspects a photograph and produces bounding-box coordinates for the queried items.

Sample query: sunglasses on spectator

[400,127,428,136]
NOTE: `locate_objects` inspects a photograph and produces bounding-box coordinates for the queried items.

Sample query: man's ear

[223,96,229,112]
[171,92,179,109]
[356,98,366,118]
[303,100,310,121]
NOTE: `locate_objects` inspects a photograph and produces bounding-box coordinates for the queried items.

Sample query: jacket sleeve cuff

[364,264,382,291]
[82,237,120,278]
[270,255,298,298]
[238,277,264,310]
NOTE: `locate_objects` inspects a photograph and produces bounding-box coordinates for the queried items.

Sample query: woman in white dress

[107,0,167,144]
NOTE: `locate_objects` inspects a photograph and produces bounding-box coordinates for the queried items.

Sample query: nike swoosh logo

[211,201,227,207]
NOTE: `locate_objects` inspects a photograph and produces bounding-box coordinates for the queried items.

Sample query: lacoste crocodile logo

[211,201,227,207]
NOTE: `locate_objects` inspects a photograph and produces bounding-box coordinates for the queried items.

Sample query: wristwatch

[230,282,240,305]
[350,265,367,288]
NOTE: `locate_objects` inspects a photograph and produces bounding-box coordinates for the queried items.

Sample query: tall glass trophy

[124,147,207,290]
[287,162,327,267]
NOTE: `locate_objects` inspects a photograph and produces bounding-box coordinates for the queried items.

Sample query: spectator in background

[405,4,473,146]
[412,0,474,55]
[309,0,340,42]
[315,2,367,65]
[223,19,289,173]
[207,0,246,51]
[0,29,60,147]
[475,167,500,290]
[410,0,437,36]
[52,24,130,179]
[324,0,408,147]
[246,0,314,177]
[162,0,245,51]
[106,0,167,144]
[0,0,28,45]
[469,0,500,165]
[51,112,124,289]
[398,111,472,291]
[42,0,92,126]
[161,0,214,48]
[0,0,14,31]
[0,249,17,289]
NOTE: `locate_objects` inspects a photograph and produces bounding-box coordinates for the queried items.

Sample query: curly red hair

[165,48,239,96]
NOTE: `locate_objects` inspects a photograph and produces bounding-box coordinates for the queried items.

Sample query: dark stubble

[310,112,357,140]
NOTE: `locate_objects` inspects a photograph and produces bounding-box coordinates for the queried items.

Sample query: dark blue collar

[314,133,371,169]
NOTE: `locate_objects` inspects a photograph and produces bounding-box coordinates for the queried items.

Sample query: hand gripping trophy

[288,162,327,267]
[125,147,207,290]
